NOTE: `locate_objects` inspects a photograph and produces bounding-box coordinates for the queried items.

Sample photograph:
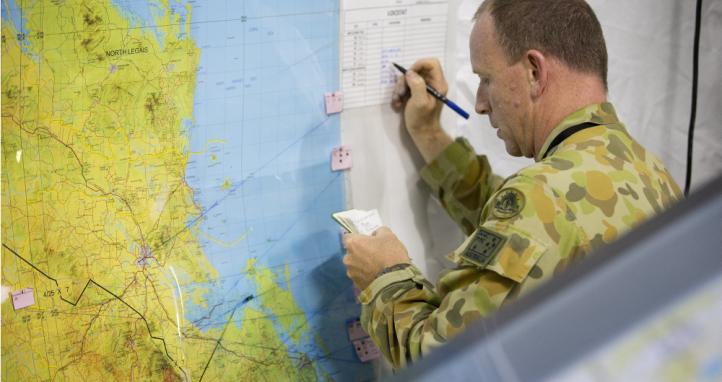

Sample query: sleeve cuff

[359,265,426,305]
[420,137,478,197]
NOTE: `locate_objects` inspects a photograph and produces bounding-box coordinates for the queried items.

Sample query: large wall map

[1,1,370,380]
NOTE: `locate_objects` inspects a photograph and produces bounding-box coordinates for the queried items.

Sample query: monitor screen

[548,274,722,382]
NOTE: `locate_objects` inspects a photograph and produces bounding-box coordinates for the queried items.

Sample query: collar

[535,102,620,162]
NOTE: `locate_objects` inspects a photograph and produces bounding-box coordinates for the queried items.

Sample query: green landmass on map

[1,1,324,380]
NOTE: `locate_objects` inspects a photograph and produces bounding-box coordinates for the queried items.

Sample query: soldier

[342,0,682,369]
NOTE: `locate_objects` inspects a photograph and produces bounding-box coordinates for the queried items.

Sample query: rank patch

[492,188,525,219]
[460,227,507,267]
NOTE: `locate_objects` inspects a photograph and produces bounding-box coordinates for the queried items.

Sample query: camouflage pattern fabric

[359,103,682,368]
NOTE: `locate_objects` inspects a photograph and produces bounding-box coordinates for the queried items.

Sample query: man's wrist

[409,128,453,164]
[359,263,422,305]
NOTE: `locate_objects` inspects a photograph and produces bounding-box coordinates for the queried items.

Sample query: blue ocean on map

[3,0,371,380]
[1,0,31,54]
[108,1,371,380]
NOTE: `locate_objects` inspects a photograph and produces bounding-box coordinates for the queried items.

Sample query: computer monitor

[391,174,722,382]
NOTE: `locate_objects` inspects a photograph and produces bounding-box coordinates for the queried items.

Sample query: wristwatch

[376,263,412,278]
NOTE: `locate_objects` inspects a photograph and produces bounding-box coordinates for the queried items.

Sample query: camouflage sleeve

[358,264,516,369]
[420,137,504,235]
[360,175,572,369]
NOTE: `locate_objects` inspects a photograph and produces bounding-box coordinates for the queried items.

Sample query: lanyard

[541,122,600,159]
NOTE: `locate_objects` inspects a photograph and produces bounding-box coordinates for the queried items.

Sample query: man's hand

[391,58,453,163]
[342,227,411,291]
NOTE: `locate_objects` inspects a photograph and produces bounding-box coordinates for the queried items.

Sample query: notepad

[332,209,383,235]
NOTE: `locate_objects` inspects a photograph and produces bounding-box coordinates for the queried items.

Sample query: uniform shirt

[359,103,681,368]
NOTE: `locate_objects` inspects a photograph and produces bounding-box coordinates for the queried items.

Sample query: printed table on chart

[342,1,449,108]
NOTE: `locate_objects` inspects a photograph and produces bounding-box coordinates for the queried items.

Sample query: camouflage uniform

[359,103,681,368]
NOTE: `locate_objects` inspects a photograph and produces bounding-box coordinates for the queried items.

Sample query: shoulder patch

[492,188,525,219]
[460,227,507,268]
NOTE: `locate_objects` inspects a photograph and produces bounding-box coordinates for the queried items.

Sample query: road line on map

[1,243,189,381]
[198,295,254,381]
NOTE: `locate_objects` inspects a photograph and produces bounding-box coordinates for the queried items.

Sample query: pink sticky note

[325,91,344,115]
[11,288,35,310]
[331,146,352,171]
[347,318,368,341]
[353,338,382,362]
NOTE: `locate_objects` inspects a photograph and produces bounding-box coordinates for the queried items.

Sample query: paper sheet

[11,288,35,310]
[341,0,449,108]
[332,209,384,235]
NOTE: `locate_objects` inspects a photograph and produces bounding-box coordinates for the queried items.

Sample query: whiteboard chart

[342,0,449,108]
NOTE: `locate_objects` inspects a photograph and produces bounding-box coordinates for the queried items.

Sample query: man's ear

[524,50,547,98]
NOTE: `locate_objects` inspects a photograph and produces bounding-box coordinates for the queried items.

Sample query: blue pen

[392,62,470,120]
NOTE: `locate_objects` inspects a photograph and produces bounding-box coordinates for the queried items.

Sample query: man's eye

[479,77,490,85]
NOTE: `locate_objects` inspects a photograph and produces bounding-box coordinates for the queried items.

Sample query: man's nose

[475,98,490,115]
[475,86,490,114]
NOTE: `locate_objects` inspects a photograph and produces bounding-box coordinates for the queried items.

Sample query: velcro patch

[460,227,507,268]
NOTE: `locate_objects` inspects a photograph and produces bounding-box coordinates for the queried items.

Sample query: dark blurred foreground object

[391,174,722,382]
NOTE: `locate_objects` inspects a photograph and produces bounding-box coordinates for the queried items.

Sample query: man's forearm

[408,125,454,164]
[359,264,514,369]
[420,137,504,235]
